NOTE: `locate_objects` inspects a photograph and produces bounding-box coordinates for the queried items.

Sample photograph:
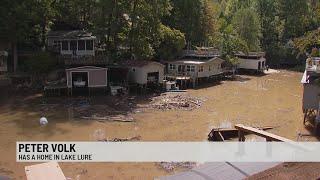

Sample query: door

[258,61,261,70]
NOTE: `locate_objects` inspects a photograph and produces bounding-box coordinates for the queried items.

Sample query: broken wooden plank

[235,124,294,142]
[208,126,274,141]
[25,162,66,180]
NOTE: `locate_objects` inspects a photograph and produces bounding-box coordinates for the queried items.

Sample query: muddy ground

[0,70,318,179]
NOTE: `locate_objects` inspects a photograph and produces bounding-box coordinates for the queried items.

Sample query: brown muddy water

[0,70,313,179]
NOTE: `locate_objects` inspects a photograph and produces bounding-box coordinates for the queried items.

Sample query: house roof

[168,57,225,65]
[66,66,107,71]
[160,162,279,180]
[117,60,164,68]
[47,30,96,40]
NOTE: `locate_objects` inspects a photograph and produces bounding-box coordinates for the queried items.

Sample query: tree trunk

[12,43,18,73]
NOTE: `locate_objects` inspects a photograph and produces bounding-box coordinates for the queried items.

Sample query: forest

[0,0,320,69]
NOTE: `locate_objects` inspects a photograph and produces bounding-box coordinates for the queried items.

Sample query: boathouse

[118,60,164,86]
[0,51,8,74]
[47,30,96,56]
[165,57,225,88]
[66,66,108,89]
[235,52,266,72]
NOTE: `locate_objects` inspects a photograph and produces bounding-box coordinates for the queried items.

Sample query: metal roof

[159,162,280,180]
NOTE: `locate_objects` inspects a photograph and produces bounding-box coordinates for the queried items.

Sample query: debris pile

[149,93,205,111]
[157,162,198,172]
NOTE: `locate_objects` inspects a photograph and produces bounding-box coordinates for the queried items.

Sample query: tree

[279,0,311,41]
[256,0,283,64]
[0,0,34,72]
[232,7,261,51]
[293,28,320,57]
[166,0,220,45]
[156,24,186,60]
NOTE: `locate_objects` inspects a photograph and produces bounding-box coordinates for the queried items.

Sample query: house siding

[128,63,164,85]
[303,84,320,110]
[168,59,224,78]
[238,58,266,70]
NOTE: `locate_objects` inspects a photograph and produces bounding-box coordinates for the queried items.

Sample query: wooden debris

[100,136,141,142]
[157,162,197,172]
[81,115,134,122]
[208,126,274,141]
[149,93,205,111]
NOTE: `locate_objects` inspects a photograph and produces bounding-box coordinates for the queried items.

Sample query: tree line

[0,0,320,71]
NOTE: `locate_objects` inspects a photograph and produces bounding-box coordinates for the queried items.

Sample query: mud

[0,70,312,179]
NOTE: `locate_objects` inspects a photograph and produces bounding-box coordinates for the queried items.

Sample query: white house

[119,60,164,85]
[165,57,225,88]
[166,57,225,79]
[47,30,96,56]
[0,51,8,74]
[235,52,266,72]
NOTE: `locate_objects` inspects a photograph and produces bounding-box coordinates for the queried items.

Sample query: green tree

[279,0,311,41]
[232,7,261,51]
[0,0,34,72]
[156,24,186,60]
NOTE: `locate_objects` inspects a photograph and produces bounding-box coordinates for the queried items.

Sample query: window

[78,40,85,50]
[169,64,176,70]
[209,66,211,71]
[62,41,69,50]
[0,58,3,66]
[187,65,195,72]
[198,66,204,72]
[86,40,93,50]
